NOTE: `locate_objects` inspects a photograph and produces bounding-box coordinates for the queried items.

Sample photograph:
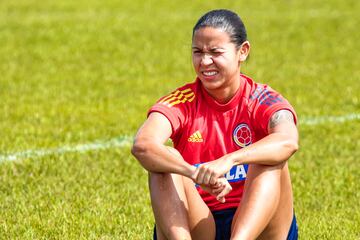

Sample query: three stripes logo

[159,88,195,107]
[188,131,203,142]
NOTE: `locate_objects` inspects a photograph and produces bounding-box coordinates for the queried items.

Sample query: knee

[149,172,170,181]
[245,163,286,191]
[149,172,184,191]
[149,172,171,190]
[248,162,285,178]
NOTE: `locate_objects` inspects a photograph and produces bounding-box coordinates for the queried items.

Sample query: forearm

[228,132,298,166]
[131,138,195,178]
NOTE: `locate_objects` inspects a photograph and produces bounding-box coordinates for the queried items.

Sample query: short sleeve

[250,85,297,136]
[147,87,194,139]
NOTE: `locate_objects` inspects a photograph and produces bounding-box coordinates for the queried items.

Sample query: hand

[199,177,232,203]
[192,156,234,186]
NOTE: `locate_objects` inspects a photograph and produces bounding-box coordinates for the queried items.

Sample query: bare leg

[149,172,191,239]
[149,172,215,240]
[231,162,293,240]
[258,162,294,240]
[182,176,216,240]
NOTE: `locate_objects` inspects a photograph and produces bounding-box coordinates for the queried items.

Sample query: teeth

[203,71,217,76]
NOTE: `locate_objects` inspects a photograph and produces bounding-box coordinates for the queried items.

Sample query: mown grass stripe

[1,113,359,163]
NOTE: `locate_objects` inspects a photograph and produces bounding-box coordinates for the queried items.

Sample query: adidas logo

[188,131,203,142]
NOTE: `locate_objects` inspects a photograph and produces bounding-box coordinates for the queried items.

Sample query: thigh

[149,172,191,239]
[182,176,216,240]
[149,173,216,240]
[258,162,294,239]
[231,163,294,239]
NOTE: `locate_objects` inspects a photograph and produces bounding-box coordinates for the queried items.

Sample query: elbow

[266,139,298,166]
[283,138,299,158]
[131,138,150,159]
[131,139,151,171]
[132,138,167,174]
[131,137,159,172]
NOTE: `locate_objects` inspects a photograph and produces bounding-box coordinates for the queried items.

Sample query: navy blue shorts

[153,208,298,240]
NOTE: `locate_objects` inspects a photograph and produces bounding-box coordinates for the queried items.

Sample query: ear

[238,41,250,62]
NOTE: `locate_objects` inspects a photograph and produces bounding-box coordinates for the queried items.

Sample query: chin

[200,79,223,91]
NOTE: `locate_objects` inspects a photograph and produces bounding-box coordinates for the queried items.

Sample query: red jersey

[148,74,297,211]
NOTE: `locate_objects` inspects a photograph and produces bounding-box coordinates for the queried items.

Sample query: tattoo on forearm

[269,110,294,129]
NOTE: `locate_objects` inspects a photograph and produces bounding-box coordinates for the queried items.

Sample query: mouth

[201,70,219,78]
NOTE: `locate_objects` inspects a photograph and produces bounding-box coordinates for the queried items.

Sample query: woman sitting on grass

[132,9,299,240]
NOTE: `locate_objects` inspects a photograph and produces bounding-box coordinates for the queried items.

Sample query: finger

[216,191,226,203]
[212,183,223,190]
[216,183,232,203]
[217,196,225,203]
[196,166,207,184]
[191,167,200,182]
[209,174,217,186]
[209,180,219,188]
[215,177,226,187]
[212,187,223,195]
[209,181,223,194]
[203,170,212,185]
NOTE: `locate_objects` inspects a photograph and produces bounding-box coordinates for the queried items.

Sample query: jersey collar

[198,75,246,112]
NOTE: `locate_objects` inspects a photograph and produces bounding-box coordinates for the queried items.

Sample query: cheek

[221,55,239,71]
[192,56,200,69]
[212,57,228,70]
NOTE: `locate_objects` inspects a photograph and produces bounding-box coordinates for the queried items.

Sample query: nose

[201,53,213,66]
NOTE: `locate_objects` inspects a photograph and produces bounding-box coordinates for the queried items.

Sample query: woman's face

[192,27,248,92]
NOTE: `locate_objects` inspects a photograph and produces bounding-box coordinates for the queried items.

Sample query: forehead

[192,27,232,49]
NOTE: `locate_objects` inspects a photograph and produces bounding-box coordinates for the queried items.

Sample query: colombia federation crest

[233,123,252,148]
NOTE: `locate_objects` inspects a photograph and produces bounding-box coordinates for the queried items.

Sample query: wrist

[228,149,247,166]
[184,164,197,180]
[224,154,237,167]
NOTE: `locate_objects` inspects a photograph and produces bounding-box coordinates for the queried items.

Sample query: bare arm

[230,110,298,239]
[194,109,298,185]
[229,109,298,166]
[131,112,196,178]
[132,112,232,202]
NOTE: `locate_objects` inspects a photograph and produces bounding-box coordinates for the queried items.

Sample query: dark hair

[192,9,247,49]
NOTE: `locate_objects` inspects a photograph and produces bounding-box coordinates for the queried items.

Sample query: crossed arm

[131,112,196,178]
[193,109,299,185]
[131,109,298,196]
[131,112,231,201]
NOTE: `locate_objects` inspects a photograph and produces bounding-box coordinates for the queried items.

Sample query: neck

[206,75,241,104]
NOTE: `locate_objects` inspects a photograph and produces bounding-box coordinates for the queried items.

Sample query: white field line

[299,113,360,125]
[0,113,359,163]
[0,136,133,163]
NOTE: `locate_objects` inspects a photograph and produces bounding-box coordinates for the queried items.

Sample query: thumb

[216,181,232,203]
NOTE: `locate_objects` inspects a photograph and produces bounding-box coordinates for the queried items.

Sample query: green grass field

[1,0,359,239]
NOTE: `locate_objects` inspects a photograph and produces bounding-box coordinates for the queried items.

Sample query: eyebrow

[191,46,225,51]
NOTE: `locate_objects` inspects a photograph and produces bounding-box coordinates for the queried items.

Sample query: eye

[193,50,201,54]
[211,51,222,56]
